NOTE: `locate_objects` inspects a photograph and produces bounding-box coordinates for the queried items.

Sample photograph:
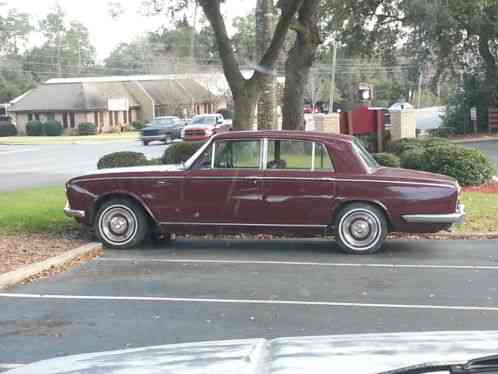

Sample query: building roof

[9,77,215,113]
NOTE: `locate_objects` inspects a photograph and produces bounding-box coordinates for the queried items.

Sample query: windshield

[353,138,380,170]
[192,116,216,125]
[150,118,175,126]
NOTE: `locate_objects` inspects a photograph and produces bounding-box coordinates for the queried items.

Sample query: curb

[390,232,498,240]
[0,242,102,290]
[451,137,498,144]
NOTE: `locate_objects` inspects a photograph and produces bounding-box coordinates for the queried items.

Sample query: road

[1,239,498,368]
[0,141,165,192]
[461,140,498,172]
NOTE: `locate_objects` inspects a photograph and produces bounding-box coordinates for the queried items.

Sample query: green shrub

[97,152,148,169]
[162,141,205,164]
[400,149,427,170]
[131,120,146,130]
[373,153,401,168]
[26,120,43,136]
[0,124,18,137]
[78,122,97,136]
[386,138,424,156]
[423,145,495,186]
[422,137,451,149]
[42,120,63,136]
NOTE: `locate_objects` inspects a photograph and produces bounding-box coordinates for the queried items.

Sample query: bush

[400,149,427,170]
[43,120,63,136]
[78,122,97,136]
[162,141,205,164]
[422,137,451,149]
[373,153,401,168]
[423,145,495,186]
[385,138,424,156]
[26,120,43,136]
[131,120,146,130]
[0,124,18,137]
[97,152,148,170]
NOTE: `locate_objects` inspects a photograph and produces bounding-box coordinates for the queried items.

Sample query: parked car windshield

[150,118,176,127]
[192,116,217,125]
[353,138,379,169]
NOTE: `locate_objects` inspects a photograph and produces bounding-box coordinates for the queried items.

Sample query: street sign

[470,107,477,121]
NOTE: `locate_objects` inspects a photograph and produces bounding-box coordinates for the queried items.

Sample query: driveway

[461,140,498,172]
[1,239,498,369]
[0,141,165,191]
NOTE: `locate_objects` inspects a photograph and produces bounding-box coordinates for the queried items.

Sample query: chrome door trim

[160,222,328,228]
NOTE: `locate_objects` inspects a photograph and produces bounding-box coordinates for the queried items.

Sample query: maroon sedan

[65,131,464,254]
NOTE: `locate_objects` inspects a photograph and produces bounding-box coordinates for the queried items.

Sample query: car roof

[214,130,354,143]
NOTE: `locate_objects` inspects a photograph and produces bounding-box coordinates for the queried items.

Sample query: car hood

[184,124,216,130]
[8,331,498,374]
[68,164,183,183]
[373,167,456,186]
[142,124,176,130]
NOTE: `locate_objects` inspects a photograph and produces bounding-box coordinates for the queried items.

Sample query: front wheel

[334,203,388,255]
[95,199,149,249]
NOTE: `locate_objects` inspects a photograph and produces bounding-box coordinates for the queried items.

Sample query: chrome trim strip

[311,142,316,171]
[64,201,85,219]
[71,175,454,188]
[402,204,465,224]
[160,222,328,228]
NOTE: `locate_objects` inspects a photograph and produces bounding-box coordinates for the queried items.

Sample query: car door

[180,138,265,225]
[261,139,336,226]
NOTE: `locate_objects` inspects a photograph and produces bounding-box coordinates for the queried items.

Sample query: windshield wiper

[378,355,498,374]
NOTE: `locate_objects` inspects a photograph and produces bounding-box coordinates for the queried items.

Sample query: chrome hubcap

[339,209,381,251]
[99,205,137,245]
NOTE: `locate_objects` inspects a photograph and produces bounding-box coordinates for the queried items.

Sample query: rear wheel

[334,203,388,255]
[95,199,149,249]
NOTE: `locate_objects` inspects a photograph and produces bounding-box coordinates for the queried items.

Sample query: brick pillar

[390,110,416,141]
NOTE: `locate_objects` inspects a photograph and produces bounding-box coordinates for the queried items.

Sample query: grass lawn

[455,192,498,233]
[0,187,77,235]
[0,132,139,145]
[0,188,496,236]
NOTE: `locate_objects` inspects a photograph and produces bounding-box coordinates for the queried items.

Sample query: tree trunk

[233,85,259,130]
[478,34,497,106]
[256,0,277,130]
[282,0,321,130]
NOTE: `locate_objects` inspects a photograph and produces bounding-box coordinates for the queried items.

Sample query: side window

[214,140,261,169]
[314,143,334,171]
[192,144,213,169]
[267,140,313,170]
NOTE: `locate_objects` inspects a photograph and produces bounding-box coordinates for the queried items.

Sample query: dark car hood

[142,124,177,131]
[373,167,457,186]
[8,331,498,374]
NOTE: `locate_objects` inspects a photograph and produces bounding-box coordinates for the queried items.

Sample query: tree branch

[199,0,244,93]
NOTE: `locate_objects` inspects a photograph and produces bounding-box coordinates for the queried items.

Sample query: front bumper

[64,201,86,219]
[402,204,465,225]
[141,135,167,141]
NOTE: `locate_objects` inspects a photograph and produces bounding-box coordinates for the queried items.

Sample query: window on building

[128,109,132,122]
[123,110,128,124]
[69,113,75,129]
[94,112,99,127]
[114,111,119,125]
[34,113,40,121]
[109,112,113,126]
[46,113,55,120]
[62,113,68,129]
[28,113,33,121]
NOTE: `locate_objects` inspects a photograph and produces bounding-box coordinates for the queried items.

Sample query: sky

[1,0,255,61]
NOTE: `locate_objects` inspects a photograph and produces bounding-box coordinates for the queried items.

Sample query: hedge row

[26,120,63,136]
[0,124,18,137]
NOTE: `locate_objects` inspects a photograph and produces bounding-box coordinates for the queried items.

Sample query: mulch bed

[463,182,498,195]
[0,233,88,274]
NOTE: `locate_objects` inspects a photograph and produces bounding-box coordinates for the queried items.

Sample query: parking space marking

[98,257,498,271]
[1,293,497,312]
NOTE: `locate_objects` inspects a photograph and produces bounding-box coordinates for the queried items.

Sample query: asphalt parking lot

[1,238,498,369]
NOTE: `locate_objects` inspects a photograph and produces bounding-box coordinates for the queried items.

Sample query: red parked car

[65,131,464,254]
[182,114,230,141]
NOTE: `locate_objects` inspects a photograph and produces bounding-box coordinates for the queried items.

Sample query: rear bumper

[402,204,465,225]
[64,201,86,219]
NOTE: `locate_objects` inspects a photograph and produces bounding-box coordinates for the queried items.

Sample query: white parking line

[0,364,24,370]
[0,293,497,312]
[98,257,498,271]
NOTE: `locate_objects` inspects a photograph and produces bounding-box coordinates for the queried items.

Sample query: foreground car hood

[68,164,183,182]
[373,167,456,185]
[8,331,498,374]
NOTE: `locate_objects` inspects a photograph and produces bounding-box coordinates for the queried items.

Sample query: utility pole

[328,41,337,113]
[190,2,198,63]
[417,66,424,108]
